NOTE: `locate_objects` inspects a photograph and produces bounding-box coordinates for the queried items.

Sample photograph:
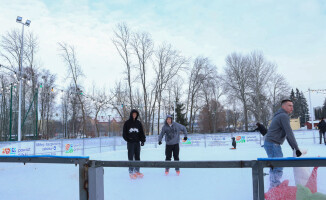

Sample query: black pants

[319,131,326,144]
[127,142,141,173]
[165,143,180,171]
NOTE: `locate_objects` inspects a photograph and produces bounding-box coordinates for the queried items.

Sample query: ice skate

[135,172,144,178]
[129,173,137,179]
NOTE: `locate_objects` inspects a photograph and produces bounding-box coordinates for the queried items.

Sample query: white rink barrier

[0,130,318,156]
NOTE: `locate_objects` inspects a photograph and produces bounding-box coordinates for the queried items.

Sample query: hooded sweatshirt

[123,109,146,143]
[158,115,188,145]
[265,108,299,151]
[317,120,326,133]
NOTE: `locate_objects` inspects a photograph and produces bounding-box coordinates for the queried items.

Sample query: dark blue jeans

[264,140,283,189]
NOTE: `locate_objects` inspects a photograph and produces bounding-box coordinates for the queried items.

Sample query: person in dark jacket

[122,109,146,179]
[158,115,187,175]
[252,122,268,147]
[317,118,326,145]
[253,122,267,136]
[264,99,302,189]
[231,137,236,149]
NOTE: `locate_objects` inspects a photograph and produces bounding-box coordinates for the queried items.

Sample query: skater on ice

[158,115,187,175]
[231,137,236,149]
[123,109,146,179]
[264,99,302,189]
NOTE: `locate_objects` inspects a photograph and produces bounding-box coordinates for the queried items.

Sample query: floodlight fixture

[16,16,22,23]
[25,20,31,26]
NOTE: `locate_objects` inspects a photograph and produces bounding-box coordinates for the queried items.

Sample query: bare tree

[199,99,225,133]
[110,81,130,122]
[0,29,23,71]
[186,57,214,133]
[201,65,223,132]
[223,53,252,131]
[247,51,275,125]
[0,30,23,140]
[0,30,41,140]
[112,23,134,108]
[130,31,154,134]
[38,70,56,139]
[23,32,40,138]
[61,89,70,138]
[91,85,111,137]
[225,108,241,132]
[0,75,10,140]
[153,43,187,134]
[58,42,87,138]
[268,73,290,114]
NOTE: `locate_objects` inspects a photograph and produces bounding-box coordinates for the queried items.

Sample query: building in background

[305,120,320,130]
[290,118,300,130]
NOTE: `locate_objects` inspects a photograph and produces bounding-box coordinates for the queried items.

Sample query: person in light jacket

[158,115,187,175]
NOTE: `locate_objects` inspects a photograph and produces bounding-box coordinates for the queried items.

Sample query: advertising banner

[35,141,62,155]
[1,142,34,156]
[62,139,83,156]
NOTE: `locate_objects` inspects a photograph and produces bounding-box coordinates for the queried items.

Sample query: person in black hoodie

[252,122,267,147]
[252,122,267,136]
[317,118,326,145]
[123,109,146,179]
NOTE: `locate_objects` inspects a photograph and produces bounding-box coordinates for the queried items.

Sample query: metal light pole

[108,115,111,137]
[16,16,31,141]
[308,88,317,144]
[9,83,13,140]
[308,89,314,129]
[174,101,176,120]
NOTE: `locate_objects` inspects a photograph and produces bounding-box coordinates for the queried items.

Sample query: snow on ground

[1,131,326,200]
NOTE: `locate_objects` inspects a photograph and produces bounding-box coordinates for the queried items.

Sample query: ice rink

[1,131,326,200]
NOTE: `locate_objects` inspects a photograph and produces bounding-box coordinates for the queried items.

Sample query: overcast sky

[1,0,326,112]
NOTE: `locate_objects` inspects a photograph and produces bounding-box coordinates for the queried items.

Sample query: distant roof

[306,120,320,123]
[97,116,120,123]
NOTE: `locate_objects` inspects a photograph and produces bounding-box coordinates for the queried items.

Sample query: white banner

[1,142,34,156]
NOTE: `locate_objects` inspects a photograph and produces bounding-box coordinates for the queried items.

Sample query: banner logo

[1,148,17,155]
[235,136,246,143]
[65,144,73,153]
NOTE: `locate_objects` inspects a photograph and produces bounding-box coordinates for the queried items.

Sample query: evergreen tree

[289,88,309,126]
[289,89,295,104]
[298,91,309,126]
[323,98,326,118]
[174,97,188,126]
[292,88,301,118]
[289,89,299,117]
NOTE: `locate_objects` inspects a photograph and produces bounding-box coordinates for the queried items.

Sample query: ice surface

[1,131,326,200]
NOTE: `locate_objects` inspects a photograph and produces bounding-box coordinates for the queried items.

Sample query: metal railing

[257,157,326,200]
[1,156,326,200]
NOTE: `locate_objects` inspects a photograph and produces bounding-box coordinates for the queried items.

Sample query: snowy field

[1,131,326,200]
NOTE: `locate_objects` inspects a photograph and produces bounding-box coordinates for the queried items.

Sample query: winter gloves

[296,150,302,157]
[158,141,162,145]
[141,141,144,146]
